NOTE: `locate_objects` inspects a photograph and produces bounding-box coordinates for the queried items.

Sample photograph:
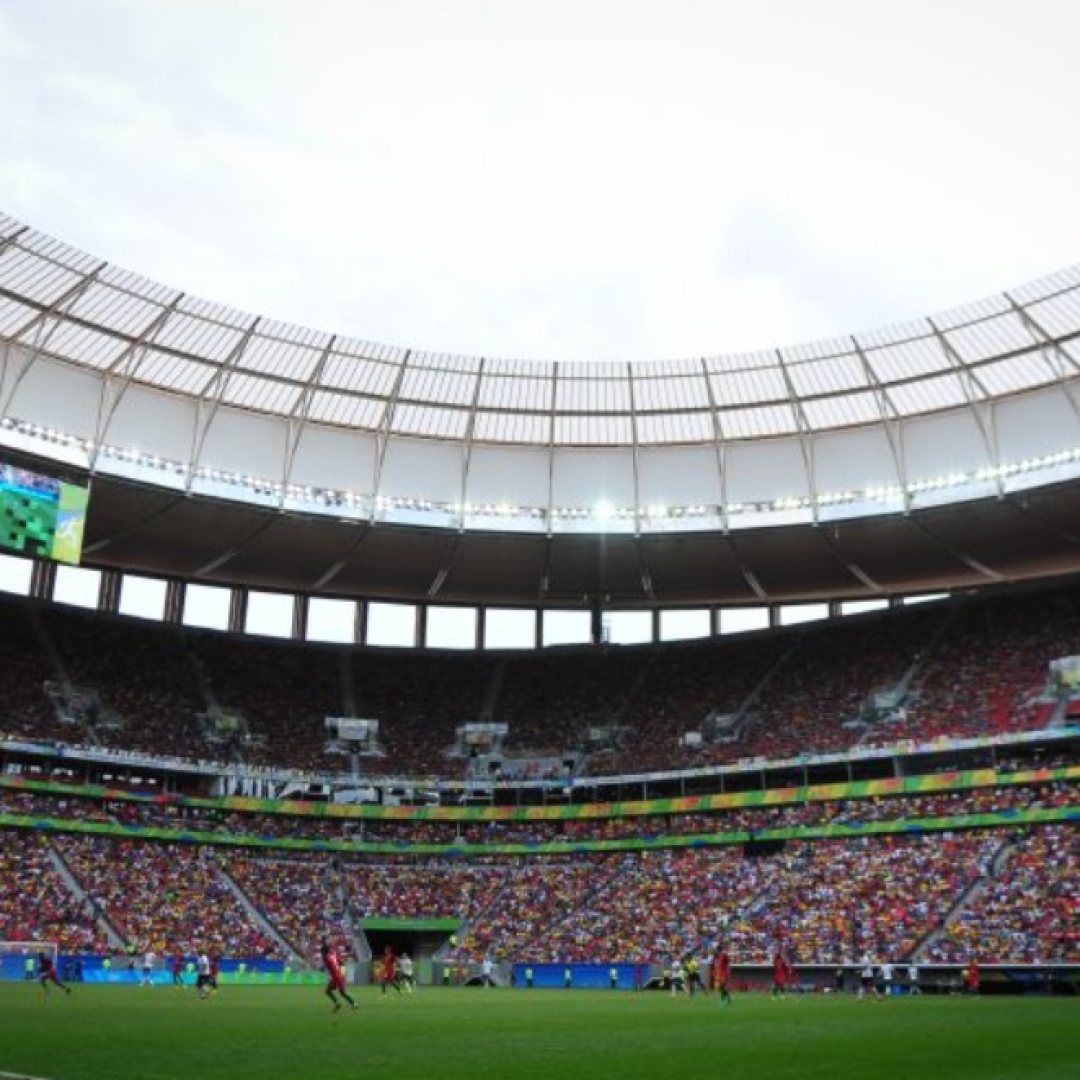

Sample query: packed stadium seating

[3,579,1080,971]
[3,581,1080,780]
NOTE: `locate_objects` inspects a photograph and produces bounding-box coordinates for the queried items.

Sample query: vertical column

[29,559,57,601]
[164,579,185,625]
[590,597,603,646]
[293,593,309,642]
[229,587,248,635]
[100,569,123,614]
[356,598,368,647]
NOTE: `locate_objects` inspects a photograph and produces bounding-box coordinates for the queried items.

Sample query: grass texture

[0,984,1075,1080]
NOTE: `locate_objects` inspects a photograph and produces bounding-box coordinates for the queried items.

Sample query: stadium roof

[2,212,1080,608]
[2,211,1080,444]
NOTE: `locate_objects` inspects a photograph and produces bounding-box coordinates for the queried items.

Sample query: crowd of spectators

[924,824,1080,964]
[50,834,279,959]
[2,807,1077,965]
[224,854,347,960]
[3,578,1080,972]
[1,770,1075,849]
[863,589,1080,747]
[3,583,1080,779]
[0,829,110,953]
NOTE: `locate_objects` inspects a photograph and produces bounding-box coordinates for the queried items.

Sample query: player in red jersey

[380,944,402,996]
[712,945,732,1005]
[321,938,358,1013]
[38,951,71,996]
[771,950,790,998]
[964,958,980,996]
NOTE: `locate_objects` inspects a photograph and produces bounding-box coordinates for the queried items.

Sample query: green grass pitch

[0,985,1075,1080]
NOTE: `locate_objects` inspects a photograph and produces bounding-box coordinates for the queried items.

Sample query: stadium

[1,6,1079,1079]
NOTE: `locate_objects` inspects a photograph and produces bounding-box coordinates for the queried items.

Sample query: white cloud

[1,0,1079,359]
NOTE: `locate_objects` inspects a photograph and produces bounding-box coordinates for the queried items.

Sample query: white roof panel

[786,353,870,396]
[975,353,1058,396]
[800,391,885,430]
[392,403,470,438]
[709,366,788,406]
[633,372,710,410]
[44,321,128,368]
[306,389,386,428]
[400,365,479,407]
[477,372,553,411]
[1023,288,1080,340]
[636,411,715,444]
[221,372,302,413]
[719,403,799,439]
[131,352,218,396]
[473,410,550,444]
[321,354,399,395]
[944,312,1038,363]
[864,337,949,384]
[238,334,322,382]
[886,372,969,414]
[0,295,41,336]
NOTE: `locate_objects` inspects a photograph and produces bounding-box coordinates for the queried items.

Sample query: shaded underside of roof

[75,468,1080,607]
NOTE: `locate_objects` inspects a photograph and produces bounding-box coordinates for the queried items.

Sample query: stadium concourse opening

[361,919,459,986]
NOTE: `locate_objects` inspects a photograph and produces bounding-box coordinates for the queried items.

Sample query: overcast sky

[1,0,1078,361]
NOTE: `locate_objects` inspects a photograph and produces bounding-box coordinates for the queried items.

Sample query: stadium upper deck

[1,212,1080,606]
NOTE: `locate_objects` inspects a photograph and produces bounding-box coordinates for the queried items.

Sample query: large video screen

[0,461,89,565]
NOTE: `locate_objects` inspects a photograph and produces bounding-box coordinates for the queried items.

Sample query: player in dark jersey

[321,938,358,1013]
[38,951,71,996]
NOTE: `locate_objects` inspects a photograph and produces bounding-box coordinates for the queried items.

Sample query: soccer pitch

[0,985,1075,1080]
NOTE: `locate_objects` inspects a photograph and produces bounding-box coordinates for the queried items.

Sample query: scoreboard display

[0,461,89,565]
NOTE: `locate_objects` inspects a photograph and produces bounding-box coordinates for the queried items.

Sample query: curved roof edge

[2,210,1080,451]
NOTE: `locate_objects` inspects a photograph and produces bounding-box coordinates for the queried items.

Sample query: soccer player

[858,953,881,1001]
[195,951,212,999]
[380,944,402,996]
[964,958,980,996]
[141,948,155,987]
[399,952,416,993]
[686,956,706,997]
[38,951,71,996]
[771,950,789,998]
[321,938,358,1013]
[713,945,732,1005]
[171,952,184,988]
